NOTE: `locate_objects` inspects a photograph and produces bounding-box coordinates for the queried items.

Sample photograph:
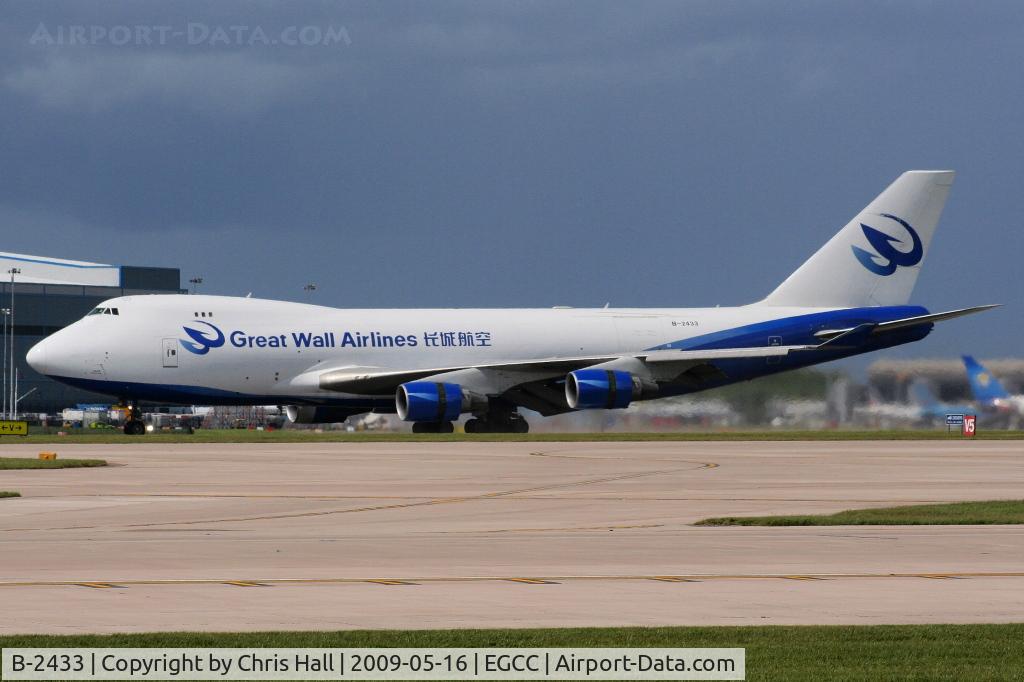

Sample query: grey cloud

[0,0,1021,363]
[5,51,339,115]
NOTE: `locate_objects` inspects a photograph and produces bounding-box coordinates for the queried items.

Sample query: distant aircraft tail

[962,355,1010,403]
[761,170,954,307]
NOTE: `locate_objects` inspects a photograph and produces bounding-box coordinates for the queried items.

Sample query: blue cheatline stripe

[0,253,119,269]
[645,306,928,351]
[44,374,394,409]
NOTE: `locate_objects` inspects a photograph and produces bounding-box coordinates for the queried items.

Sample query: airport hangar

[0,252,183,415]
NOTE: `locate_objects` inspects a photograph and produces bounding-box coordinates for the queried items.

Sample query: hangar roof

[0,251,120,287]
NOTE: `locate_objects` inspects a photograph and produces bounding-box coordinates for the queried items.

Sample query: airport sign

[963,415,977,437]
[0,419,27,436]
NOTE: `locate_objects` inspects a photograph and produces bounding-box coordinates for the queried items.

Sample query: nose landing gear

[122,401,145,436]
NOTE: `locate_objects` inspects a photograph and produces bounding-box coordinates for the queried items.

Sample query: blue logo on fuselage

[851,213,923,276]
[180,321,226,355]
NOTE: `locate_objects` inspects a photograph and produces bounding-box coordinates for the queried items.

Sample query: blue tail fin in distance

[962,355,1010,402]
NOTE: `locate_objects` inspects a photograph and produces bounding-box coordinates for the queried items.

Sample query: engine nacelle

[565,369,639,409]
[286,405,363,424]
[396,381,470,422]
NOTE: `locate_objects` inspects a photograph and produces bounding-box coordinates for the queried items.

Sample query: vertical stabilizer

[963,355,1010,403]
[761,171,954,307]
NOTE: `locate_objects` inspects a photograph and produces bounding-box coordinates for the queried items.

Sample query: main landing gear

[122,401,145,436]
[464,401,530,434]
[412,421,455,434]
[410,399,530,434]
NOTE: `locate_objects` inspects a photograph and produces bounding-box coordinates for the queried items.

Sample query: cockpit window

[87,307,104,316]
[87,307,120,317]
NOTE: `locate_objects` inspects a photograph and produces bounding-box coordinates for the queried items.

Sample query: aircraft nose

[26,340,48,375]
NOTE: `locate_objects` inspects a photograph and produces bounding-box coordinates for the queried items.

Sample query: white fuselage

[28,294,840,405]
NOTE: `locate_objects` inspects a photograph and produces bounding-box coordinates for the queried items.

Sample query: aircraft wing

[313,304,998,414]
[317,357,616,394]
[315,344,815,395]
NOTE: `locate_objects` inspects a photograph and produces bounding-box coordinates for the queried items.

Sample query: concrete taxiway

[1,439,1022,633]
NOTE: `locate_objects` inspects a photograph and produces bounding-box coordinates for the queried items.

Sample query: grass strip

[0,457,108,470]
[2,624,1023,681]
[697,499,1024,526]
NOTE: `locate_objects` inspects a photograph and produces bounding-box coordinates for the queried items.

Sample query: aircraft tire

[124,420,145,436]
[412,421,454,434]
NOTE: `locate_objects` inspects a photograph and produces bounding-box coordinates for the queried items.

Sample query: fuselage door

[162,338,179,368]
[767,336,782,365]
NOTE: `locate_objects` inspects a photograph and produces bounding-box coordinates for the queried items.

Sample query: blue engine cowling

[396,381,464,422]
[565,369,636,409]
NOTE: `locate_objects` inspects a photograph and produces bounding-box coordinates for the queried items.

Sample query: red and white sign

[962,415,977,437]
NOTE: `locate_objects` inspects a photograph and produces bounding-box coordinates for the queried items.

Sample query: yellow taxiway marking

[15,462,702,533]
[530,451,719,468]
[3,572,1022,589]
[479,523,663,534]
[223,580,268,587]
[366,579,417,586]
[2,450,722,533]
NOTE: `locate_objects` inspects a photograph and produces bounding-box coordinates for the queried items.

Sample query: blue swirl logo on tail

[851,213,923,276]
[180,321,225,355]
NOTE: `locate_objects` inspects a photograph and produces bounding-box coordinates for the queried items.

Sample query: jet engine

[396,381,479,422]
[285,405,364,424]
[565,368,640,409]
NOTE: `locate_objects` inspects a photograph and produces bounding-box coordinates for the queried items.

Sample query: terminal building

[1,252,183,415]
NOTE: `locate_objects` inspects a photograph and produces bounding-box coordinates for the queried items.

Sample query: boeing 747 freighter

[27,171,996,433]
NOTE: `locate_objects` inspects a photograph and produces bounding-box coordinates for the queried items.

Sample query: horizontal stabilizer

[815,322,877,348]
[814,304,1000,340]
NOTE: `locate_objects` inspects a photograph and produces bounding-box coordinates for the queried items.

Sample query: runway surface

[1,439,1022,633]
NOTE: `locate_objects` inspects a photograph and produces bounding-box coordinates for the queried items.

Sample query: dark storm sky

[2,1,1021,363]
